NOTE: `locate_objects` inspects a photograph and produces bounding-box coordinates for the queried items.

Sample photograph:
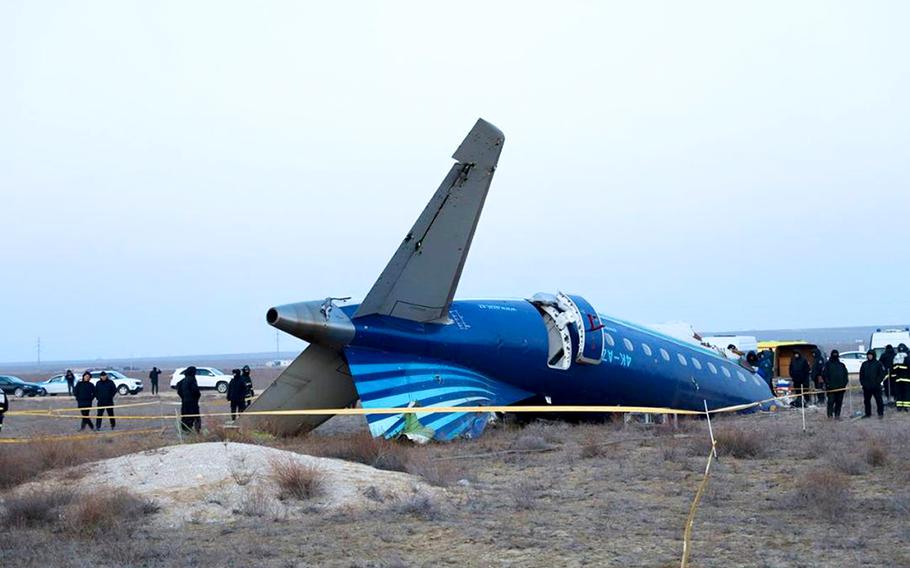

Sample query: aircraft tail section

[343,346,532,442]
[353,119,504,323]
[241,344,358,435]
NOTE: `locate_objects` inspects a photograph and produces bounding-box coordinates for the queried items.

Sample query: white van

[701,334,759,354]
[870,328,910,356]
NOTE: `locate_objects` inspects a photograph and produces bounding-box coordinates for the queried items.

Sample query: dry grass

[791,469,851,520]
[289,432,412,473]
[690,425,766,459]
[0,436,165,490]
[268,458,324,500]
[236,486,282,518]
[405,453,466,487]
[393,493,441,520]
[65,488,159,536]
[0,487,75,528]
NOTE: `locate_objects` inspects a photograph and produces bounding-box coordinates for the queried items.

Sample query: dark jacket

[227,375,246,403]
[789,356,811,382]
[822,360,849,390]
[859,359,885,390]
[149,369,161,382]
[241,371,254,399]
[176,377,201,413]
[881,348,896,374]
[811,350,826,384]
[0,391,8,413]
[94,379,117,406]
[73,381,96,407]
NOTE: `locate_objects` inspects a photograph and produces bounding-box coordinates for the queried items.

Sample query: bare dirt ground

[2,389,909,568]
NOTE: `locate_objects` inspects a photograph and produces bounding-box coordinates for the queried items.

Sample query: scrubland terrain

[1,390,909,568]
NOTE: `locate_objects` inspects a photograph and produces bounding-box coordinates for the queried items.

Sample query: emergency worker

[859,350,885,418]
[881,344,896,400]
[757,350,774,390]
[811,348,826,405]
[74,371,96,431]
[822,350,849,419]
[176,366,202,433]
[94,371,117,430]
[789,351,811,407]
[893,344,910,412]
[241,365,254,405]
[227,368,247,420]
[0,389,7,434]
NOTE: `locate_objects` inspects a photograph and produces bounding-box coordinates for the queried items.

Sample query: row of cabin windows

[604,332,749,383]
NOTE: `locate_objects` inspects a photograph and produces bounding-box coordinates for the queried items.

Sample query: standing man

[149,366,161,396]
[822,350,849,419]
[64,369,76,396]
[789,351,811,407]
[757,350,774,390]
[94,371,117,430]
[811,349,827,405]
[176,366,202,433]
[227,369,247,420]
[892,344,910,412]
[74,372,96,431]
[241,365,254,406]
[859,350,885,419]
[880,344,896,401]
[0,388,7,434]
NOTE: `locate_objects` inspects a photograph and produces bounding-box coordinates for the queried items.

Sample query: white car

[837,351,866,374]
[40,370,144,396]
[170,367,232,393]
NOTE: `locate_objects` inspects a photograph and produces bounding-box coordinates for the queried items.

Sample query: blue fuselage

[345,298,771,412]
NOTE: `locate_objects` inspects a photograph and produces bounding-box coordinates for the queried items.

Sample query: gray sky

[2,1,908,363]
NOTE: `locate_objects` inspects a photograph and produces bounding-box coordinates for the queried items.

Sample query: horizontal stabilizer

[354,118,504,323]
[343,346,533,442]
[241,344,358,435]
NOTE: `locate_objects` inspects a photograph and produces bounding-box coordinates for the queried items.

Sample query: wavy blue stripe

[355,375,492,397]
[365,396,489,433]
[346,361,483,377]
[361,387,494,409]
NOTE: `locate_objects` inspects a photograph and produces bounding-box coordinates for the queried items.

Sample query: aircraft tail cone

[266,300,355,348]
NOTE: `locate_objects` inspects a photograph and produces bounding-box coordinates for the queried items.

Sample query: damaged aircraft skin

[243,119,772,441]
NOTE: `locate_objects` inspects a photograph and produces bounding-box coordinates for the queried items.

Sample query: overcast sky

[2,1,908,363]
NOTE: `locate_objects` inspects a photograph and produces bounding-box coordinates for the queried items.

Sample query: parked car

[37,374,71,395]
[0,375,46,397]
[837,351,866,374]
[79,370,144,396]
[170,367,232,393]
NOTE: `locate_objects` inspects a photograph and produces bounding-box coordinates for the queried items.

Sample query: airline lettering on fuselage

[477,304,517,312]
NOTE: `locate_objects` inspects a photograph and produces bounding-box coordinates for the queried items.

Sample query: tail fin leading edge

[353,118,504,323]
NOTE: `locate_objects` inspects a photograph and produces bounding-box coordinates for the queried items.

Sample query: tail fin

[353,118,504,323]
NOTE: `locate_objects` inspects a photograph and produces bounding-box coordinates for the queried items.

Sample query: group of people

[785,344,910,419]
[72,370,118,431]
[173,365,254,433]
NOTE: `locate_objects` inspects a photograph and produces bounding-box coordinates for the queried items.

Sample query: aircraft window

[691,358,702,370]
[660,348,670,361]
[736,371,747,383]
[604,333,615,347]
[722,367,732,378]
[707,362,718,374]
[677,354,687,366]
[623,338,634,352]
[642,343,652,357]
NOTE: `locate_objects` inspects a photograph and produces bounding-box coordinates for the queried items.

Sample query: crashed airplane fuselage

[245,119,772,441]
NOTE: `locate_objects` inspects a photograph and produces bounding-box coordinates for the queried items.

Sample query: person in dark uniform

[94,371,117,430]
[74,372,96,431]
[241,365,254,406]
[149,366,162,395]
[859,350,885,418]
[227,369,247,420]
[176,366,202,433]
[811,349,827,405]
[789,351,811,407]
[893,344,910,412]
[64,369,76,396]
[822,350,849,419]
[757,350,774,390]
[880,344,896,401]
[0,389,8,434]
